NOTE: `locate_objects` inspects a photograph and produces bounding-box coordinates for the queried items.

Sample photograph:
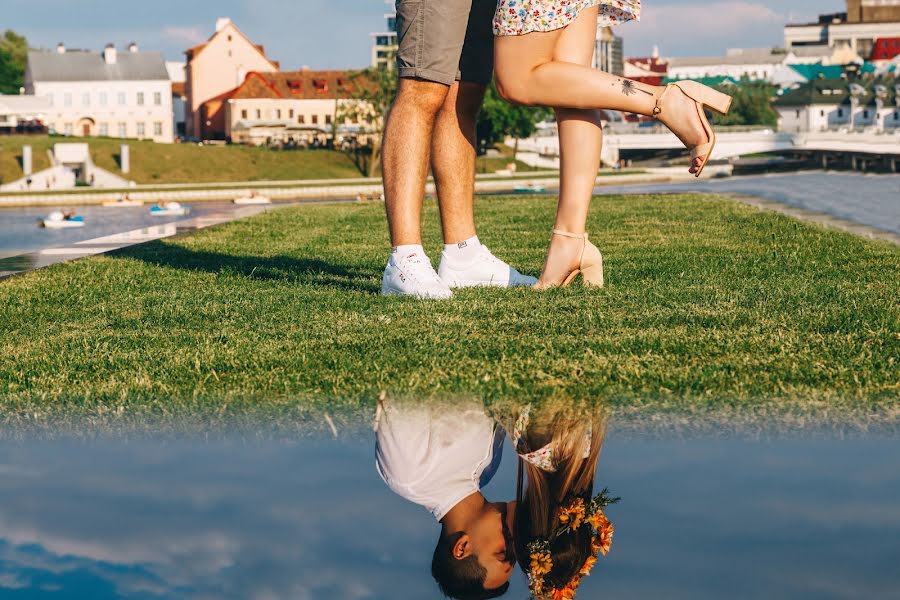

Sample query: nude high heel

[653,80,733,178]
[537,230,604,289]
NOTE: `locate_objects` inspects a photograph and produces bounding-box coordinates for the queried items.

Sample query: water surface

[0,434,896,599]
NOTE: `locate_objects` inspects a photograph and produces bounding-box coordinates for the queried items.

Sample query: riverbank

[1,193,896,433]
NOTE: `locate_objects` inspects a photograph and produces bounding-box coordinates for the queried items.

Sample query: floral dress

[494,0,641,36]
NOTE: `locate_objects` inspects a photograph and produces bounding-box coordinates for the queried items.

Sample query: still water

[0,202,248,259]
[0,433,897,599]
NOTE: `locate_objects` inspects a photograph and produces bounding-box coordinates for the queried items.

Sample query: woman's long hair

[512,402,607,591]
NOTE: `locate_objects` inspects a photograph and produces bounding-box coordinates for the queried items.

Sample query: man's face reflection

[461,502,516,590]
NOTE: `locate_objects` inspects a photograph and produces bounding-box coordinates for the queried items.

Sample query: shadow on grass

[114,241,378,294]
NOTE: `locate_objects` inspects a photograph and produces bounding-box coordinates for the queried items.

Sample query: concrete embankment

[0,167,731,208]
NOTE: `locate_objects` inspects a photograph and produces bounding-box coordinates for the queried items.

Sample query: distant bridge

[516,128,900,171]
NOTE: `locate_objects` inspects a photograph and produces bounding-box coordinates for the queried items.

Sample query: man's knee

[394,78,452,117]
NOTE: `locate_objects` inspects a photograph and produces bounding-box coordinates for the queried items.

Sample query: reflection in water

[0,429,898,599]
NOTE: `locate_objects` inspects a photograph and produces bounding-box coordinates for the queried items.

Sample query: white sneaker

[438,245,537,289]
[381,251,453,300]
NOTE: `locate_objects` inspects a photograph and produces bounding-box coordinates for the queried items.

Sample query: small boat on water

[233,192,271,205]
[103,196,143,207]
[38,211,85,229]
[150,202,191,217]
[513,183,548,194]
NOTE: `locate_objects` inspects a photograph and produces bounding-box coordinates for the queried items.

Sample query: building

[666,47,833,82]
[167,61,187,137]
[624,48,668,86]
[594,26,624,75]
[775,76,900,132]
[24,43,174,143]
[0,94,52,135]
[371,1,398,69]
[847,0,900,23]
[785,1,900,58]
[208,70,374,146]
[871,37,900,61]
[184,18,279,139]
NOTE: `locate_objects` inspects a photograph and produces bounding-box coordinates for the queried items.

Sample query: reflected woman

[497,401,617,598]
[375,399,516,599]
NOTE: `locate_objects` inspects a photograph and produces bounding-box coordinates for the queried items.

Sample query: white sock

[392,244,425,261]
[443,236,481,264]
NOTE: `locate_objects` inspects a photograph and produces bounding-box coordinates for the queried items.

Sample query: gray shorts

[395,0,495,86]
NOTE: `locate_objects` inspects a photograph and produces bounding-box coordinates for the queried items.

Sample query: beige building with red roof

[203,70,374,147]
[184,18,279,139]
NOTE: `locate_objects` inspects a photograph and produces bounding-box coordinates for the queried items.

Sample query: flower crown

[526,489,619,600]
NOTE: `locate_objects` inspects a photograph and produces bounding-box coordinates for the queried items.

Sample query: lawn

[0,136,363,184]
[0,194,897,433]
[0,136,541,186]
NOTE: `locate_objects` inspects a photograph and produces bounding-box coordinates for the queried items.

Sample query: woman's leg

[494,10,711,173]
[537,6,606,286]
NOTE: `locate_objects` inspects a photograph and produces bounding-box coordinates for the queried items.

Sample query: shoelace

[399,254,442,285]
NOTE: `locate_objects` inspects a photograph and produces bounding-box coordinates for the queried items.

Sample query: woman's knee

[494,71,534,106]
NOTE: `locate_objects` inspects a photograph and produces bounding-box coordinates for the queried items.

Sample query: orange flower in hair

[531,551,553,577]
[579,555,597,576]
[586,510,609,532]
[558,497,586,531]
[593,521,614,557]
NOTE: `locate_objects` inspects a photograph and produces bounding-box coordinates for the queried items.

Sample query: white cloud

[162,26,206,45]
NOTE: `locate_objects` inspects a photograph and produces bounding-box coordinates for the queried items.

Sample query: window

[796,110,801,118]
[99,92,108,106]
[137,92,145,106]
[837,108,844,118]
[64,93,72,107]
[118,92,127,106]
[288,80,302,94]
[276,109,282,119]
[255,109,262,119]
[137,122,146,137]
[154,92,162,106]
[289,109,294,119]
[154,122,163,136]
[863,110,869,119]
[313,79,328,94]
[118,122,127,137]
[241,109,248,119]
[820,110,825,117]
[99,123,109,136]
[325,114,332,125]
[312,115,318,124]
[82,92,90,106]
[298,115,305,124]
[64,123,73,135]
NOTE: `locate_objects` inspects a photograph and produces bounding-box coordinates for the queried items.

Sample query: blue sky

[5,0,846,68]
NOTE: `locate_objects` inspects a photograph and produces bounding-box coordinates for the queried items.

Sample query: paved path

[595,171,900,236]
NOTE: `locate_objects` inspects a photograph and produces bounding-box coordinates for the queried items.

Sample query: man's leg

[430,81,484,245]
[382,79,451,246]
[380,0,472,299]
[432,0,537,288]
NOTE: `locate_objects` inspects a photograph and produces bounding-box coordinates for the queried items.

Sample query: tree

[0,30,28,95]
[711,80,779,128]
[343,66,398,177]
[477,82,550,162]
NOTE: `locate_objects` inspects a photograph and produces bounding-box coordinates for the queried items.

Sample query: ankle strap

[652,83,673,117]
[553,229,588,239]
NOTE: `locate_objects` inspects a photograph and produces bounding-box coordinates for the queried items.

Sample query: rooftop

[27,49,169,82]
[774,76,900,107]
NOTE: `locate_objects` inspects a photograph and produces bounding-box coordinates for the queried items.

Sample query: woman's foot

[655,85,712,175]
[535,230,604,289]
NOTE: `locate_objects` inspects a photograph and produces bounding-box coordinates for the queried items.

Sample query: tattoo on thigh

[620,79,652,97]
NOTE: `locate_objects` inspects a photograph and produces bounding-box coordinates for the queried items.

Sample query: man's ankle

[442,235,481,264]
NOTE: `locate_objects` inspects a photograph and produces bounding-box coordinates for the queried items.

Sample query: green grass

[0,136,365,184]
[0,194,897,432]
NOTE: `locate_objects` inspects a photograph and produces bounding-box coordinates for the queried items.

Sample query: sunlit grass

[0,194,897,432]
